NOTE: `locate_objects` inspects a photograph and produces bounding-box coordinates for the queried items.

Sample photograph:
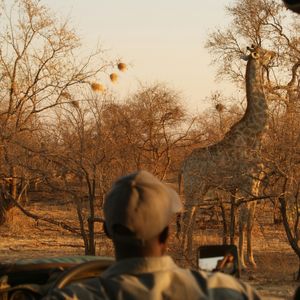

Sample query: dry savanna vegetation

[0,0,299,299]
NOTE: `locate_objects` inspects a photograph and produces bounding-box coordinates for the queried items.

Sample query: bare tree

[206,0,299,109]
[0,0,119,222]
[18,83,194,255]
[205,0,300,275]
[263,109,300,279]
[99,84,196,181]
[123,84,189,180]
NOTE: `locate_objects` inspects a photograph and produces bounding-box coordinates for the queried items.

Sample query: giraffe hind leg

[186,206,197,257]
[181,205,196,256]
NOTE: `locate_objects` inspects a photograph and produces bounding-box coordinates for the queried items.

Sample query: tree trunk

[86,177,96,255]
[0,185,14,225]
[279,196,300,281]
[230,194,236,244]
[0,200,7,225]
[220,203,228,244]
[10,166,17,200]
[87,217,95,255]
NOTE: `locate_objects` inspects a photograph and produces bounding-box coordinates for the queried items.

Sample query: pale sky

[36,1,236,111]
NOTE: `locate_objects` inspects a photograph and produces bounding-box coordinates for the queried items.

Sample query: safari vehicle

[0,245,240,299]
[0,256,114,299]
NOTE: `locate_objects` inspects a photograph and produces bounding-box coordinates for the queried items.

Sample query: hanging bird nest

[70,100,79,108]
[215,103,225,112]
[91,82,105,92]
[61,91,71,99]
[117,62,127,72]
[109,73,118,83]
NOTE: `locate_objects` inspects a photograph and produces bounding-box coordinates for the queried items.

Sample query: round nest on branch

[117,62,127,72]
[61,92,71,99]
[91,82,105,92]
[109,73,118,83]
[215,103,225,112]
[70,100,79,108]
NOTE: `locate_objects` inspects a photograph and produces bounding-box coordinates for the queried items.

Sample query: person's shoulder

[192,270,262,300]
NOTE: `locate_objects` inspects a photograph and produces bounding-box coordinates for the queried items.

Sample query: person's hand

[213,254,234,273]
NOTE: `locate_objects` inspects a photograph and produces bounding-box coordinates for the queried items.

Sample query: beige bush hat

[104,170,182,243]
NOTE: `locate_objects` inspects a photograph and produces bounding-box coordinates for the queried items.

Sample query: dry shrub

[5,207,36,233]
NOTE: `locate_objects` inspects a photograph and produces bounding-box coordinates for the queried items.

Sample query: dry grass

[0,201,299,299]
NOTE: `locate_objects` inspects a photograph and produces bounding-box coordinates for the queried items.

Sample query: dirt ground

[249,251,298,299]
[0,201,299,300]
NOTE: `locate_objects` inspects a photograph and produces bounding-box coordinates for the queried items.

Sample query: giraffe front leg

[239,206,247,270]
[247,203,257,268]
[181,205,196,258]
[239,225,247,269]
[247,234,256,268]
[180,206,192,252]
[187,206,197,257]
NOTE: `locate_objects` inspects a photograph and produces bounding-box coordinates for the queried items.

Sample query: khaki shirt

[46,256,261,300]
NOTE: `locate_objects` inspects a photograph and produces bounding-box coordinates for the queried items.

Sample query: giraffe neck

[245,57,268,128]
[224,57,268,145]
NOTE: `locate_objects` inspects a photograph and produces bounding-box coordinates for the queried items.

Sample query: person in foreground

[47,170,261,300]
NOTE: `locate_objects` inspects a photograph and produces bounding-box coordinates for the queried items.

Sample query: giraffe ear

[240,54,249,61]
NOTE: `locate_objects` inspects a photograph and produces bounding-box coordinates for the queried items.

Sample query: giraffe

[179,45,275,269]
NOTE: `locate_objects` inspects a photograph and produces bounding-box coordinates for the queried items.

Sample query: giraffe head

[246,45,276,67]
